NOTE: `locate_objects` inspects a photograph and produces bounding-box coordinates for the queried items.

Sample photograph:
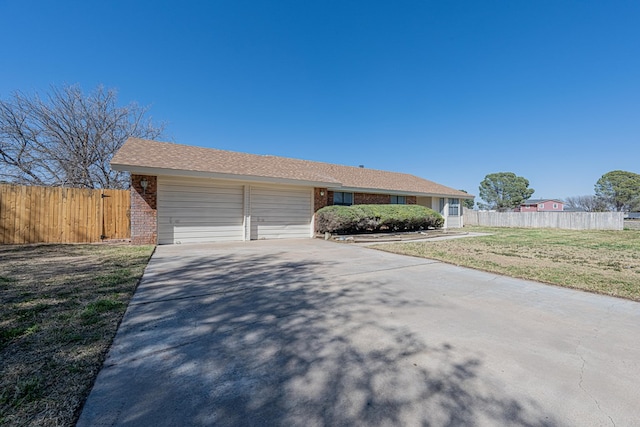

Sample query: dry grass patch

[0,244,154,426]
[375,227,640,301]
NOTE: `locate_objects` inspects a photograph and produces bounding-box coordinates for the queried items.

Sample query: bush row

[316,204,444,234]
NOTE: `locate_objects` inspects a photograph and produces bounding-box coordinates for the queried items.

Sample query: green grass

[0,243,154,426]
[375,227,640,301]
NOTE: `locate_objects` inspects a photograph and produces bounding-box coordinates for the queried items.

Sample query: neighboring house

[515,199,564,212]
[111,138,474,244]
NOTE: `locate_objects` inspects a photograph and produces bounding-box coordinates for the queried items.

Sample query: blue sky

[1,1,638,201]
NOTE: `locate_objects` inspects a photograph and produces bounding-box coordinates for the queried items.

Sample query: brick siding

[354,193,391,204]
[315,189,418,212]
[131,174,157,245]
[314,188,329,212]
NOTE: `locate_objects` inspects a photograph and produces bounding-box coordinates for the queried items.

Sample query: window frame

[390,195,406,205]
[448,198,460,216]
[333,191,354,206]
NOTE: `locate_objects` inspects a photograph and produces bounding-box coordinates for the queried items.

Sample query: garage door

[250,186,312,240]
[158,177,244,244]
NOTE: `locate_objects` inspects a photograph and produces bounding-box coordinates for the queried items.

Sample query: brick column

[313,188,330,234]
[130,174,157,245]
[314,187,329,212]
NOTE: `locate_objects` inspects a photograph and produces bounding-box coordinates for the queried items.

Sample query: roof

[111,138,472,198]
[521,199,564,205]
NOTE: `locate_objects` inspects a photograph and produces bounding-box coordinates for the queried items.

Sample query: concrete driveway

[78,239,640,426]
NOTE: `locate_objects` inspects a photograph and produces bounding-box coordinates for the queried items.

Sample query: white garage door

[158,177,244,244]
[250,185,312,240]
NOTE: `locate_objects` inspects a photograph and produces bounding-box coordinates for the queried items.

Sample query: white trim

[310,187,315,237]
[243,185,251,241]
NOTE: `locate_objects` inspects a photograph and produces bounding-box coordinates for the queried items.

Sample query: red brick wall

[327,191,334,207]
[354,193,390,204]
[131,174,157,245]
[316,191,416,211]
[314,188,329,212]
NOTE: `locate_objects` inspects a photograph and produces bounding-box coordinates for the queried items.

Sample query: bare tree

[564,195,608,212]
[0,84,164,189]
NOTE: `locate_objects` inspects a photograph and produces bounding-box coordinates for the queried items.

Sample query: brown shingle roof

[111,138,471,198]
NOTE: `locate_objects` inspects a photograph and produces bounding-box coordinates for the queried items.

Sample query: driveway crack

[576,341,616,427]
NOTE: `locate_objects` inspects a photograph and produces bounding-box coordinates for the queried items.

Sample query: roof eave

[111,164,340,188]
[327,186,474,198]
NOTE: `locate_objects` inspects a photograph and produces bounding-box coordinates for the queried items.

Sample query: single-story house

[515,199,564,212]
[111,138,474,244]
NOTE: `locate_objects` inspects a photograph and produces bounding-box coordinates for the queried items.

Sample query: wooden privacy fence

[0,184,130,244]
[463,210,624,231]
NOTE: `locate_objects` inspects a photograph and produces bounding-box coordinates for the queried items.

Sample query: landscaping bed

[321,229,468,243]
[316,204,443,234]
[0,243,154,426]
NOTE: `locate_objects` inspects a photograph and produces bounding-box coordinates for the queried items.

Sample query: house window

[539,203,545,209]
[390,195,406,204]
[333,192,353,206]
[553,203,558,209]
[439,198,446,215]
[448,198,460,216]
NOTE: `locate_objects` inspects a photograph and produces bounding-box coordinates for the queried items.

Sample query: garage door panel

[250,210,310,219]
[159,190,243,200]
[158,189,242,203]
[251,202,310,210]
[159,197,242,205]
[158,217,243,226]
[250,186,311,240]
[159,225,241,239]
[158,177,244,244]
[250,188,309,196]
[158,208,243,219]
[159,233,241,243]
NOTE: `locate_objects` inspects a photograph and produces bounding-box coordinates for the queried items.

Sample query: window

[539,203,545,209]
[553,203,558,209]
[448,198,460,216]
[333,192,353,206]
[439,198,445,215]
[390,195,406,204]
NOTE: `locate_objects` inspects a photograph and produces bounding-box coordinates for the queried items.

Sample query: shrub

[316,204,444,234]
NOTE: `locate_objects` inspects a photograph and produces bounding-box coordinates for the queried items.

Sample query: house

[111,138,474,244]
[515,199,564,212]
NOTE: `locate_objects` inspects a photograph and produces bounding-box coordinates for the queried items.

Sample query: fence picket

[0,183,131,244]
[463,210,624,230]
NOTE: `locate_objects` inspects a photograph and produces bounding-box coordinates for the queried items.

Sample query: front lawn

[0,244,154,426]
[375,227,640,301]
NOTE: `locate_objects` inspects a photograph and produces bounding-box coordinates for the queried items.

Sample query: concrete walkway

[78,239,640,426]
